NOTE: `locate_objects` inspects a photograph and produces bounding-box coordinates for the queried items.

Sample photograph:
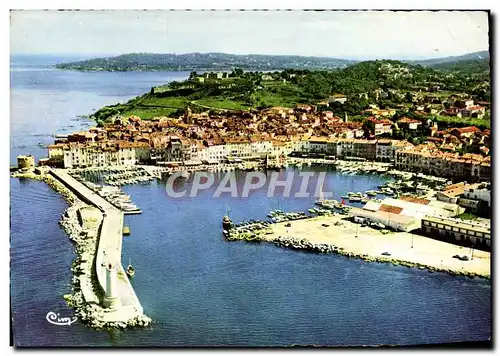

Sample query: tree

[189,71,198,80]
[232,68,244,77]
[257,100,270,110]
[245,93,257,106]
[362,119,375,134]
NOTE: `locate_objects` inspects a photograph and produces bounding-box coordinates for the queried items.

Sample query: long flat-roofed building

[421,216,491,251]
[350,196,465,232]
[349,206,420,232]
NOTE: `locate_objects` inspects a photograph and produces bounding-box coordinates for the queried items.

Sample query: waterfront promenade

[50,168,144,323]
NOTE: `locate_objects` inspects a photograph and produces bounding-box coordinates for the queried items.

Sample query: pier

[225,214,490,279]
[50,168,144,324]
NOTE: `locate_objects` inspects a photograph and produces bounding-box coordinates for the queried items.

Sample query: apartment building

[224,137,253,159]
[395,146,490,180]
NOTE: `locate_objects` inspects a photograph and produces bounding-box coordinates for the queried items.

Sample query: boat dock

[50,168,144,324]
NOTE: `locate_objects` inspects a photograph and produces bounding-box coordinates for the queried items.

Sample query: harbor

[9,34,492,346]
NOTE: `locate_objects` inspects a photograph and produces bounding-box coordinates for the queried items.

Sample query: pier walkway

[50,168,144,323]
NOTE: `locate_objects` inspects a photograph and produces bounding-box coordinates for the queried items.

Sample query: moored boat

[126,259,135,277]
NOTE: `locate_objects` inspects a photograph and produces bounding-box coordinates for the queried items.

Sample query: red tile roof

[399,196,430,205]
[453,126,480,134]
[378,204,403,214]
[398,117,421,124]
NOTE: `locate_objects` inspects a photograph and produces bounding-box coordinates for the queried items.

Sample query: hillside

[90,59,490,129]
[54,50,490,72]
[408,50,489,66]
[429,58,490,74]
[54,52,357,72]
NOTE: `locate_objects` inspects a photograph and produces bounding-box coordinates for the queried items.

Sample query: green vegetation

[55,52,356,72]
[55,50,489,72]
[192,98,252,111]
[90,58,490,127]
[431,58,490,74]
[434,115,490,130]
[457,213,479,221]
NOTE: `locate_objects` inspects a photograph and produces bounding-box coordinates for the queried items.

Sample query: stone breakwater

[12,170,77,204]
[228,233,490,281]
[12,170,152,329]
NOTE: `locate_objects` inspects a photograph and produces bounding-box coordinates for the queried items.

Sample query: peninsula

[225,213,490,279]
[55,52,357,72]
[54,50,489,72]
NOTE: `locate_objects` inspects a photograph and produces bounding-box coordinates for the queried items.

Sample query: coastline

[10,49,492,346]
[11,170,151,329]
[11,162,489,331]
[227,214,490,280]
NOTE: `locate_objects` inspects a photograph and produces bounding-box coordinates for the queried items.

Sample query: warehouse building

[349,196,464,232]
[421,216,491,251]
[349,207,420,232]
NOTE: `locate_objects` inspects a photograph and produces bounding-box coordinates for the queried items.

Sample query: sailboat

[315,190,325,205]
[126,259,135,277]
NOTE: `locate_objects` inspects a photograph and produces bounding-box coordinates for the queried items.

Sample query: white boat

[126,259,135,277]
[119,202,139,211]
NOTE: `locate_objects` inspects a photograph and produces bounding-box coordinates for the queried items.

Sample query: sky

[10,10,490,60]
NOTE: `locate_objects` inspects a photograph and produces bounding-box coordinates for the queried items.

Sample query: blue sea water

[9,55,491,347]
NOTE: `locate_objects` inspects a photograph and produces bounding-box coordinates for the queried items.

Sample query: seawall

[49,168,147,325]
[227,215,491,280]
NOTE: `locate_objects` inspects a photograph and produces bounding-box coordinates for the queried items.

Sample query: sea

[9,54,491,347]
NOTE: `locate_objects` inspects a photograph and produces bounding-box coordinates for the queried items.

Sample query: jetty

[50,168,145,324]
[224,214,490,279]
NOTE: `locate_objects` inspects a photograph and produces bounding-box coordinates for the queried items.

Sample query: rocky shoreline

[12,170,152,329]
[229,234,490,280]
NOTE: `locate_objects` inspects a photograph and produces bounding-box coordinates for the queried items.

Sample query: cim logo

[46,311,77,326]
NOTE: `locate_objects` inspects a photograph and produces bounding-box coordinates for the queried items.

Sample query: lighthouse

[103,262,121,309]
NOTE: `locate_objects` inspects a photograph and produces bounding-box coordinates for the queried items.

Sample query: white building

[225,139,253,159]
[251,140,274,156]
[198,144,228,162]
[463,185,491,207]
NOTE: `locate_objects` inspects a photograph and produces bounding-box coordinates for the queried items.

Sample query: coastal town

[17,84,492,235]
[8,8,494,349]
[40,91,490,180]
[12,71,492,330]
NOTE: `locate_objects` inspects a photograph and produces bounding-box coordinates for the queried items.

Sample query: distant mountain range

[53,50,489,72]
[406,50,490,66]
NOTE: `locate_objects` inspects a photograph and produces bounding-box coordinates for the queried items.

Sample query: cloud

[10,10,489,59]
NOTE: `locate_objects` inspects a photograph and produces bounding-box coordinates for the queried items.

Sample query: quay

[50,168,145,324]
[225,214,491,279]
